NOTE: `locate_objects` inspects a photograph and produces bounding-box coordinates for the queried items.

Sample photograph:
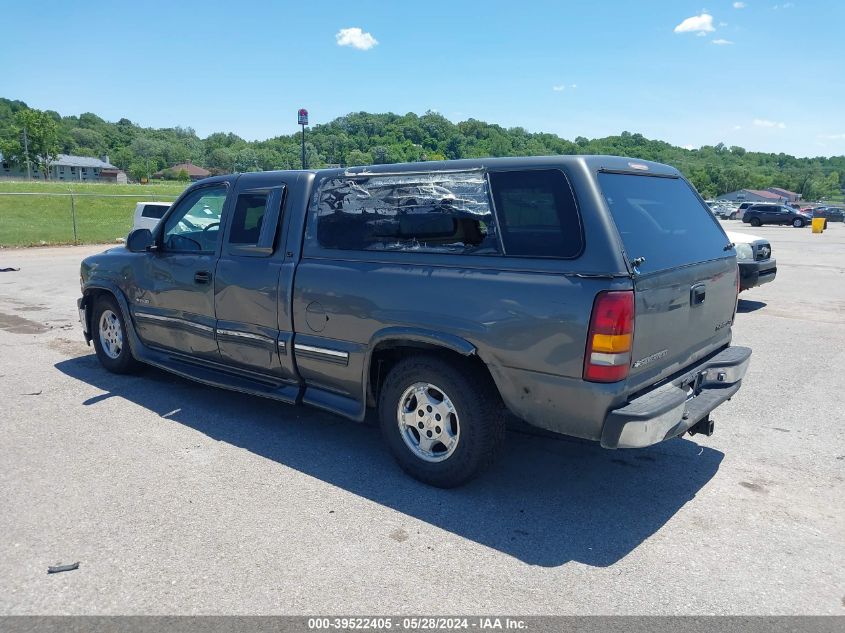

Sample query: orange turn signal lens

[591,333,632,354]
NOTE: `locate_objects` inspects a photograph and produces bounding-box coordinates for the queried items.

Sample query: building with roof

[153,161,211,181]
[765,187,802,203]
[98,167,128,184]
[716,188,789,203]
[1,153,126,182]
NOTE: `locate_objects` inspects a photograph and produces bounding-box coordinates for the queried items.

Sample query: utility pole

[298,108,309,169]
[22,125,32,180]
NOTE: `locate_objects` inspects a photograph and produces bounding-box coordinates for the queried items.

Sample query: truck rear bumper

[600,346,751,449]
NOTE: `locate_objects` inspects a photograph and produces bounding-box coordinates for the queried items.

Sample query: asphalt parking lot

[1,221,843,615]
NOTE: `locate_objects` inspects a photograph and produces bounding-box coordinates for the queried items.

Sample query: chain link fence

[0,192,180,247]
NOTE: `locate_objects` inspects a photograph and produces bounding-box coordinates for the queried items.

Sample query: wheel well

[82,288,116,333]
[367,342,499,407]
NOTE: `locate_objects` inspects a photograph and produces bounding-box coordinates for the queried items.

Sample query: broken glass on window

[314,170,500,254]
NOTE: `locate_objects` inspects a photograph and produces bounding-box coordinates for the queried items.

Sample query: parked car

[814,206,844,222]
[714,204,738,219]
[742,204,810,227]
[131,202,171,232]
[78,156,751,487]
[710,203,731,218]
[726,231,777,291]
[728,202,755,220]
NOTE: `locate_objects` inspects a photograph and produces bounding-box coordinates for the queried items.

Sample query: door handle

[194,271,211,284]
[690,283,706,306]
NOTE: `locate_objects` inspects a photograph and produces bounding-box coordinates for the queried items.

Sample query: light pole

[298,108,308,169]
[22,125,32,180]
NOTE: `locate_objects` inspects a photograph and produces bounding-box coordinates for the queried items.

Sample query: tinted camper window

[488,169,583,258]
[142,204,168,219]
[599,173,729,273]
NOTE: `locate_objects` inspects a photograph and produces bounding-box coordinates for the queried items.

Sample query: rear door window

[598,173,729,273]
[488,169,583,258]
[225,187,285,256]
[230,192,269,245]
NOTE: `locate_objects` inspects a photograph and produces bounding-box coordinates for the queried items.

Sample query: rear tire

[378,355,505,488]
[729,212,737,220]
[92,295,139,374]
[749,217,762,227]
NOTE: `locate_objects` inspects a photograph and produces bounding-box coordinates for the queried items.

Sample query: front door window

[161,185,227,252]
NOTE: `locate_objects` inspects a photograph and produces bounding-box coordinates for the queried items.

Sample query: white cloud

[712,38,734,45]
[682,144,697,150]
[733,2,746,8]
[753,118,786,129]
[570,84,577,89]
[335,27,378,50]
[719,21,729,26]
[733,125,743,130]
[552,85,565,92]
[674,13,716,33]
[772,2,794,8]
[819,133,845,140]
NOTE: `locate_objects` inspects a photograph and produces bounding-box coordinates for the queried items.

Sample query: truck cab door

[131,182,229,361]
[213,174,299,399]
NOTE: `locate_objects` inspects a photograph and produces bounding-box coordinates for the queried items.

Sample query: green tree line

[1,97,842,200]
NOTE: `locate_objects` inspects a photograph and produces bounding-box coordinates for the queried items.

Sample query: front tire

[792,218,804,228]
[92,295,139,374]
[749,217,762,227]
[378,355,505,488]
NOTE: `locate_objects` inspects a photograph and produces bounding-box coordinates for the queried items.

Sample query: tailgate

[598,171,738,391]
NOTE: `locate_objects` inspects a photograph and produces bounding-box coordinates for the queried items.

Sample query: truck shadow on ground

[737,299,767,313]
[56,354,724,568]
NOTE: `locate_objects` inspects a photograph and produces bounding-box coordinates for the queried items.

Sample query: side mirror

[126,228,154,253]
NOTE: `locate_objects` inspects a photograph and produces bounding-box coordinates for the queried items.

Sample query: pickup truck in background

[78,156,751,487]
[726,230,777,291]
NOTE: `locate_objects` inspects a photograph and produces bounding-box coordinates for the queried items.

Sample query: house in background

[153,161,211,181]
[765,187,802,203]
[716,189,789,204]
[1,153,127,182]
[50,155,122,182]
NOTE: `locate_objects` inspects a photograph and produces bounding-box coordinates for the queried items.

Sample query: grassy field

[0,180,188,247]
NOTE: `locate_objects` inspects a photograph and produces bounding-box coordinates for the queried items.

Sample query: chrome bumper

[601,346,751,449]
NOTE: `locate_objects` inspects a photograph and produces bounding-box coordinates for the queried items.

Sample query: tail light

[583,290,634,383]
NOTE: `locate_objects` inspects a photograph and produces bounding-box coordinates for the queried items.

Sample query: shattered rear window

[313,170,501,255]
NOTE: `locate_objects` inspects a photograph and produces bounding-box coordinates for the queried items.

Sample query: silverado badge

[632,349,668,369]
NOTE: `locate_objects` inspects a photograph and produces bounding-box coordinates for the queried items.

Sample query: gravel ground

[0,221,843,615]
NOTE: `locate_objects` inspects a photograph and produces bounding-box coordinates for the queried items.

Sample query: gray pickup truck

[78,156,751,487]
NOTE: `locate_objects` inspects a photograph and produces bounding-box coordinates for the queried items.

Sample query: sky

[1,0,843,157]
